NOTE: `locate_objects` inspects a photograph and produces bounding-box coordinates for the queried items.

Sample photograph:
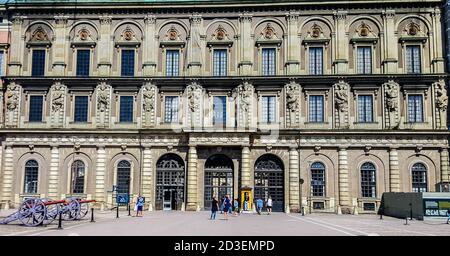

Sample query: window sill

[69,121,92,125]
[353,122,379,124]
[304,122,329,125]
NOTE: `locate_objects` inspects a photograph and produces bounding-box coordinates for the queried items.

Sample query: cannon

[0,198,47,227]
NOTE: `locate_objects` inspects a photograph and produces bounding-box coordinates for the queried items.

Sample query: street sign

[116,194,129,205]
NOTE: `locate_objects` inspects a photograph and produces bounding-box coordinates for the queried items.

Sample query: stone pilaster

[95,145,106,209]
[338,147,350,213]
[8,16,24,76]
[142,147,153,211]
[333,11,348,73]
[389,147,400,192]
[289,147,300,212]
[382,10,398,73]
[48,146,60,199]
[241,146,251,188]
[143,15,157,76]
[238,13,253,75]
[98,16,112,76]
[440,148,449,183]
[52,15,68,75]
[431,7,444,73]
[286,11,300,75]
[1,145,13,209]
[186,146,198,211]
[188,14,203,76]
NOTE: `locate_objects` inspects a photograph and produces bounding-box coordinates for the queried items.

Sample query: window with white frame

[358,95,373,123]
[261,96,276,124]
[262,48,276,76]
[166,50,180,77]
[309,47,323,75]
[411,163,427,192]
[213,49,227,76]
[357,47,372,74]
[309,95,324,123]
[361,162,376,198]
[164,96,179,123]
[407,94,423,123]
[406,45,421,74]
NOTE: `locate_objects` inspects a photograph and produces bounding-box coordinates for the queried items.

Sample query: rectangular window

[74,96,88,123]
[406,45,421,74]
[261,96,276,123]
[164,96,179,123]
[76,50,90,77]
[119,96,134,123]
[309,95,324,123]
[32,50,45,77]
[0,50,4,76]
[358,95,373,123]
[213,96,226,125]
[309,47,323,75]
[29,95,43,122]
[121,50,135,76]
[213,49,227,76]
[357,47,372,74]
[408,94,423,123]
[262,48,276,76]
[166,50,180,76]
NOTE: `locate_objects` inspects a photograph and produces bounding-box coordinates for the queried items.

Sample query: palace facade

[0,0,448,214]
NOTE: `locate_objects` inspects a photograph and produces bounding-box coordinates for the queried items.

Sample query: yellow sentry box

[240,186,252,211]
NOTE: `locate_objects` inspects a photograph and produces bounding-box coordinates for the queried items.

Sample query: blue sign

[116,194,129,205]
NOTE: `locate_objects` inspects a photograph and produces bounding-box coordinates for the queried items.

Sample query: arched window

[361,162,376,198]
[71,160,85,194]
[24,160,38,194]
[117,160,131,194]
[311,162,325,197]
[412,163,427,192]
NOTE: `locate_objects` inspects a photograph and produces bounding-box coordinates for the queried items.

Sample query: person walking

[233,199,240,216]
[135,195,144,217]
[210,196,219,220]
[266,196,273,215]
[220,196,225,214]
[223,195,231,220]
[256,198,263,215]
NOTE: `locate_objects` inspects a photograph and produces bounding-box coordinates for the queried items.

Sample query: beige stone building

[0,0,448,214]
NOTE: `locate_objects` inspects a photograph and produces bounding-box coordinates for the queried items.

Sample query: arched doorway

[254,154,284,212]
[156,154,185,211]
[204,154,233,209]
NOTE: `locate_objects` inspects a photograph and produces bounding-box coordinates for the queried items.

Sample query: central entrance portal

[254,154,285,212]
[204,154,234,209]
[156,154,185,211]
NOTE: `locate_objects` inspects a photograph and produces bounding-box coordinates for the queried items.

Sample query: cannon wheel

[76,201,89,220]
[41,198,60,225]
[18,198,47,227]
[62,198,80,221]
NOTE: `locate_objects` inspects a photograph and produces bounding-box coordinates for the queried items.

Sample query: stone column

[143,15,157,76]
[48,145,60,199]
[286,11,300,75]
[52,15,68,76]
[186,145,198,211]
[1,145,13,209]
[338,147,350,213]
[98,16,112,76]
[238,13,253,75]
[289,147,300,212]
[382,10,398,73]
[95,145,106,209]
[9,17,24,76]
[333,11,348,74]
[187,14,203,76]
[142,146,153,211]
[440,148,449,184]
[389,147,400,192]
[431,8,445,73]
[241,146,251,188]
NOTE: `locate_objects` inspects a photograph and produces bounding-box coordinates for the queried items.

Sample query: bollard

[116,205,119,218]
[379,213,383,220]
[404,216,408,225]
[90,208,95,223]
[128,204,131,216]
[57,211,63,229]
[302,207,305,216]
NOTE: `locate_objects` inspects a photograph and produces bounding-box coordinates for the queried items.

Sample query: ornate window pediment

[207,25,233,47]
[303,23,330,46]
[160,25,185,48]
[27,26,52,48]
[399,22,428,44]
[256,23,282,47]
[71,27,96,48]
[350,22,378,44]
[115,26,141,48]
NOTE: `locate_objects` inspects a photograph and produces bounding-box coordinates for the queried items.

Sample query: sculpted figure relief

[384,81,399,111]
[51,83,65,113]
[334,82,348,112]
[97,82,110,112]
[236,82,253,113]
[142,84,156,112]
[186,82,202,112]
[286,81,300,112]
[435,81,448,110]
[6,83,20,111]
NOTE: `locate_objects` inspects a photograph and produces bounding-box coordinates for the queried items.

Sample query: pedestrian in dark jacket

[210,196,219,220]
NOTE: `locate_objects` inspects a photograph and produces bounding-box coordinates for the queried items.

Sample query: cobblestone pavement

[1,209,449,236]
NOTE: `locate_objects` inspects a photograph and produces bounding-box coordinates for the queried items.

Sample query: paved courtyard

[1,209,449,236]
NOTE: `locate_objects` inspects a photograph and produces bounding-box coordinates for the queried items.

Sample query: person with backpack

[223,194,231,220]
